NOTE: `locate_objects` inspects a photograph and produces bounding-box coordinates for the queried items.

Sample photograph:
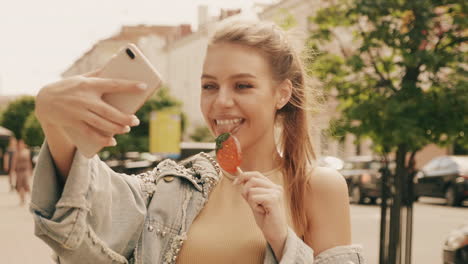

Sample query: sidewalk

[0,175,53,263]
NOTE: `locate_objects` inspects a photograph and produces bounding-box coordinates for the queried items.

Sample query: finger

[86,77,148,94]
[234,171,257,185]
[244,193,268,214]
[236,171,272,186]
[242,177,275,193]
[250,194,275,208]
[242,186,272,201]
[77,122,117,147]
[83,68,102,77]
[253,205,267,214]
[249,194,272,214]
[88,100,140,127]
[83,110,130,135]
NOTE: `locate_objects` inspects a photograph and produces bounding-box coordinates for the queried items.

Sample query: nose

[214,87,235,108]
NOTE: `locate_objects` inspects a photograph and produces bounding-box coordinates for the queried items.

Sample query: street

[0,176,466,264]
[351,199,467,264]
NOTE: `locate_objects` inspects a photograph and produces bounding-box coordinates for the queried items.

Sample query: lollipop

[215,132,242,174]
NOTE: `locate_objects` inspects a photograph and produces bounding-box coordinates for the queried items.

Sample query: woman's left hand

[234,170,288,259]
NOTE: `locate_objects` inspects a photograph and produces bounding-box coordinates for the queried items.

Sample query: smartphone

[100,43,163,114]
[69,43,163,158]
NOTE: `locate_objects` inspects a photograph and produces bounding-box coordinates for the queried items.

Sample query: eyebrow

[201,73,257,79]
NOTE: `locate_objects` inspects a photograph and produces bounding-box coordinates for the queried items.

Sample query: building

[62,24,192,78]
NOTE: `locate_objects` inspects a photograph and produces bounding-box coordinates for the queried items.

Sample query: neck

[239,129,282,173]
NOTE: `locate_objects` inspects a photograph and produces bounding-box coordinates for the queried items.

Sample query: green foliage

[190,125,214,142]
[0,96,35,139]
[104,86,186,156]
[309,0,467,158]
[274,8,298,30]
[22,112,45,147]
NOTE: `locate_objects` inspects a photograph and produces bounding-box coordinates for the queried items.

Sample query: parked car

[317,156,344,171]
[102,151,164,175]
[340,156,393,204]
[414,155,468,206]
[443,224,468,264]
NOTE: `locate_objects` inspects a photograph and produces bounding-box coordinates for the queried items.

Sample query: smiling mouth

[214,118,245,135]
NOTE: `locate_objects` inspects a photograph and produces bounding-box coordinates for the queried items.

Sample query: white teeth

[216,118,243,125]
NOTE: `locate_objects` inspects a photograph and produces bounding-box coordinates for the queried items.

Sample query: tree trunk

[384,145,417,264]
[379,154,391,263]
[388,145,407,264]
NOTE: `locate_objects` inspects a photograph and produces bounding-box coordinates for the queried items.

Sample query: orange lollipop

[215,133,242,174]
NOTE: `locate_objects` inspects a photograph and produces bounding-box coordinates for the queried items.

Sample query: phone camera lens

[126,48,135,59]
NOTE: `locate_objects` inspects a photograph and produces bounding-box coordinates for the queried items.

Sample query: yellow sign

[149,108,181,156]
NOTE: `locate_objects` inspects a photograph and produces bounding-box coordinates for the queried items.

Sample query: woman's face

[201,42,281,152]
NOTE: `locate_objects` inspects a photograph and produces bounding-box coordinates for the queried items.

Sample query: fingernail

[137,83,148,90]
[110,138,117,146]
[131,116,140,126]
[123,126,131,133]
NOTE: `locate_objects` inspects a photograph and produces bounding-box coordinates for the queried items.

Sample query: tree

[0,96,35,139]
[308,0,466,263]
[23,112,45,147]
[105,86,187,156]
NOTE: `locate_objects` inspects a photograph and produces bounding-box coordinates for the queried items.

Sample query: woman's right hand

[35,71,145,149]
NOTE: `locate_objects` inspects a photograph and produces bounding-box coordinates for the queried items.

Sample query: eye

[236,83,253,89]
[202,83,217,90]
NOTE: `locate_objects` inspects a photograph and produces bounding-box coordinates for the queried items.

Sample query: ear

[276,79,293,110]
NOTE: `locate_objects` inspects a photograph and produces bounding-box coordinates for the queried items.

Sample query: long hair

[209,20,319,238]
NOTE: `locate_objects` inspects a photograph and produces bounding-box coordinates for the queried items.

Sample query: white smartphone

[69,43,163,158]
[101,43,163,114]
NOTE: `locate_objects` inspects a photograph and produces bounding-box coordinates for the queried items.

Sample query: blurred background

[0,0,466,263]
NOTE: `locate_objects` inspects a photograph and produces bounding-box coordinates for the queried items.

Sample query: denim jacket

[30,141,365,264]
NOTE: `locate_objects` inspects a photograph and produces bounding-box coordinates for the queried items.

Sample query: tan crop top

[176,167,293,263]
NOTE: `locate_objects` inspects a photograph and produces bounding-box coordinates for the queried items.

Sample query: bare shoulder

[307,166,348,195]
[304,166,351,255]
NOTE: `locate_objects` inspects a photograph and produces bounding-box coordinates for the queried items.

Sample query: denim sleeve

[263,227,314,264]
[314,245,365,264]
[29,141,148,264]
[263,228,365,264]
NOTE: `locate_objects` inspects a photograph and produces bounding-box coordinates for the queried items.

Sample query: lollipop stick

[232,167,243,185]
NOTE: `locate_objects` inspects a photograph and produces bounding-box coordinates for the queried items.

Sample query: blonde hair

[209,20,319,239]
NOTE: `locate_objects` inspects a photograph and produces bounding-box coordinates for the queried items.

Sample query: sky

[0,0,275,96]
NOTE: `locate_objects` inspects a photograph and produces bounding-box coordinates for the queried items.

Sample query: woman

[31,20,364,263]
[3,136,17,192]
[14,139,33,205]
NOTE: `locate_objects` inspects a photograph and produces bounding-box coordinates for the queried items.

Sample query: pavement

[0,175,53,263]
[351,198,468,264]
